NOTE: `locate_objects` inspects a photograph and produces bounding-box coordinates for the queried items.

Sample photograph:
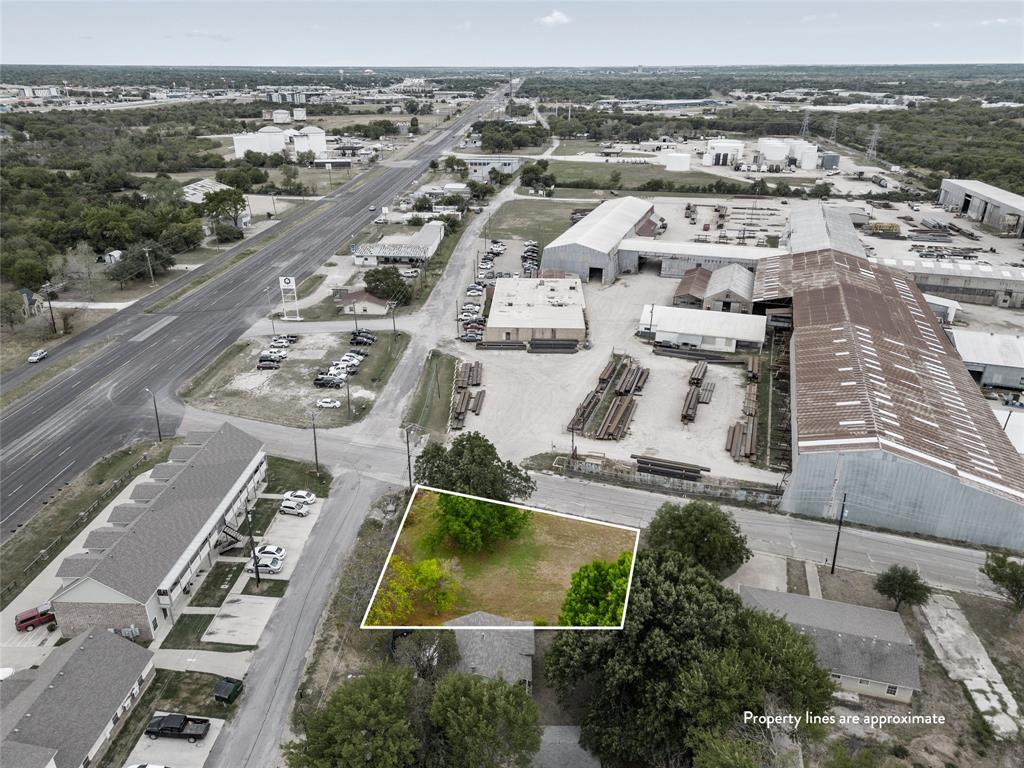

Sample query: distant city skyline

[1,1,1022,68]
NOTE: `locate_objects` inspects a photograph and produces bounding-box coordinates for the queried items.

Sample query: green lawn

[246,499,279,537]
[296,272,327,299]
[403,350,458,436]
[190,562,245,607]
[242,578,289,597]
[0,439,176,610]
[98,669,241,768]
[547,160,727,189]
[366,488,637,627]
[486,199,581,248]
[264,456,333,497]
[160,614,256,653]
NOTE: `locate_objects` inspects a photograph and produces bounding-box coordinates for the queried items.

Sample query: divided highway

[0,93,502,538]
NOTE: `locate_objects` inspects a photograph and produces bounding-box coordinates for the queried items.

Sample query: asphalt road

[0,92,502,538]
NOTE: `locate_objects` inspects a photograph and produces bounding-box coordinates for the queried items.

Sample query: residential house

[444,611,535,691]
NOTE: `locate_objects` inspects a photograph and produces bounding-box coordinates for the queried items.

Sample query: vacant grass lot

[552,139,650,157]
[160,614,256,653]
[180,331,409,428]
[98,669,241,768]
[403,350,458,436]
[264,455,333,498]
[486,199,580,248]
[547,159,726,189]
[0,439,175,609]
[367,489,637,626]
[190,562,245,607]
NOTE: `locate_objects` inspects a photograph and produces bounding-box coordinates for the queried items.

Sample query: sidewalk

[153,648,254,679]
[49,300,135,310]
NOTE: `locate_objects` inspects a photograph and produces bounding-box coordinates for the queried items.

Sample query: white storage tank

[798,148,818,170]
[298,125,327,156]
[756,138,789,163]
[233,133,265,158]
[292,108,307,121]
[256,125,287,153]
[272,109,291,124]
[664,152,691,172]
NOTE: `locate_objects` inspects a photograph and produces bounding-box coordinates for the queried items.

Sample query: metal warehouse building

[764,207,1024,549]
[938,179,1024,238]
[541,196,657,285]
[638,304,766,352]
[948,329,1024,390]
[869,257,1024,309]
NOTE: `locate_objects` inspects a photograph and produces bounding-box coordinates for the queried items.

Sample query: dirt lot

[813,567,1023,768]
[367,488,638,627]
[181,331,409,428]
[486,199,579,249]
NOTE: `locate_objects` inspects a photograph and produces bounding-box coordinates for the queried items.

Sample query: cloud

[454,20,473,30]
[799,12,838,24]
[978,17,1021,26]
[537,9,572,28]
[185,28,231,42]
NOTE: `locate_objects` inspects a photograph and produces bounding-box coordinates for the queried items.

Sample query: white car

[27,349,47,363]
[255,544,287,560]
[466,290,483,297]
[400,269,421,278]
[317,398,342,409]
[262,349,288,359]
[245,555,283,574]
[284,490,317,505]
[368,205,376,211]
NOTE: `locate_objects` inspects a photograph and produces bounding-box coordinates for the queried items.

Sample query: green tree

[558,551,633,626]
[981,553,1024,619]
[10,258,48,290]
[873,565,932,611]
[414,431,535,501]
[428,673,542,768]
[643,501,752,579]
[364,266,411,305]
[160,219,204,252]
[410,116,420,135]
[0,291,25,331]
[214,222,244,243]
[608,169,622,189]
[413,558,462,615]
[545,548,832,767]
[392,631,461,682]
[283,666,418,768]
[435,493,531,552]
[202,187,247,227]
[367,556,419,625]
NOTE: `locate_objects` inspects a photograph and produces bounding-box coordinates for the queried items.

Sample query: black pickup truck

[145,713,211,743]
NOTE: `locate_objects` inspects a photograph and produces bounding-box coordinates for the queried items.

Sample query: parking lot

[123,714,226,768]
[255,498,322,580]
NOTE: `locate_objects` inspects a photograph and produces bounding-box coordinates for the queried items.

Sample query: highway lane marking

[58,446,72,457]
[0,459,76,524]
[130,314,178,342]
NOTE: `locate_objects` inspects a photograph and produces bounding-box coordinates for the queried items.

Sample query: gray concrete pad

[123,714,225,768]
[202,595,278,647]
[723,552,787,593]
[256,501,321,580]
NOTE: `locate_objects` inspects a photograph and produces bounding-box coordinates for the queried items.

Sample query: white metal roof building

[181,178,234,206]
[868,257,1024,309]
[938,179,1024,238]
[485,277,587,342]
[619,238,787,277]
[638,304,766,352]
[948,329,1024,390]
[541,197,656,285]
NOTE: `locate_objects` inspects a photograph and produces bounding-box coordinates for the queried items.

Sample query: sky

[1,1,1022,68]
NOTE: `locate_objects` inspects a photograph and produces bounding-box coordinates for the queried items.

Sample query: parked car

[255,544,287,560]
[285,490,317,505]
[261,348,287,358]
[245,555,284,574]
[27,349,47,363]
[314,376,344,388]
[466,290,483,298]
[400,268,420,278]
[14,602,54,632]
[350,336,374,346]
[460,333,482,342]
[269,340,291,349]
[256,360,281,370]
[145,714,211,743]
[316,398,342,409]
[368,205,376,211]
[346,348,369,357]
[279,500,309,516]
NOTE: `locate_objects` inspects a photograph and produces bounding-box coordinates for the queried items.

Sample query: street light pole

[144,248,156,287]
[310,411,320,477]
[403,425,419,492]
[830,493,847,575]
[265,287,277,335]
[245,504,261,587]
[144,388,162,442]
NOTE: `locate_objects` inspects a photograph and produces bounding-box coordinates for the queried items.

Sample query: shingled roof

[444,611,535,685]
[740,587,920,690]
[1,629,152,768]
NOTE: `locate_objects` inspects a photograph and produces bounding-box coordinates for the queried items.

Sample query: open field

[98,670,239,768]
[264,455,334,498]
[180,331,409,428]
[365,488,638,627]
[486,199,579,248]
[403,349,458,436]
[551,140,650,158]
[547,160,728,189]
[306,112,444,132]
[0,439,175,609]
[459,142,552,156]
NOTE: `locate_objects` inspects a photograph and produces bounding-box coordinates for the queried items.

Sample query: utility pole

[830,493,847,575]
[144,388,162,442]
[144,248,156,287]
[829,114,839,144]
[569,425,577,459]
[40,284,57,335]
[265,287,277,335]
[799,111,810,139]
[310,411,320,477]
[245,504,261,587]
[405,427,414,491]
[345,377,352,417]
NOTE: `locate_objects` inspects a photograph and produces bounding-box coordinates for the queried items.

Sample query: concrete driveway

[123,715,225,768]
[257,502,321,580]
[202,595,278,647]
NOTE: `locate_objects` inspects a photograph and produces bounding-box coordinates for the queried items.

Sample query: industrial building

[703,138,744,166]
[462,155,524,181]
[740,588,920,704]
[541,197,658,284]
[664,152,691,171]
[52,424,267,641]
[334,290,393,316]
[351,221,444,266]
[673,267,712,308]
[484,277,587,343]
[232,124,327,159]
[619,238,787,277]
[673,264,754,313]
[948,330,1024,390]
[938,179,1024,238]
[922,293,961,324]
[638,305,766,352]
[1,629,154,768]
[868,257,1024,308]
[757,206,1024,549]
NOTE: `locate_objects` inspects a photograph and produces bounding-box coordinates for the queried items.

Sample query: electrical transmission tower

[866,124,881,161]
[829,114,838,144]
[799,111,810,138]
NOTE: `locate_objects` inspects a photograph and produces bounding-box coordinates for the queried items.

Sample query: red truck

[14,602,55,632]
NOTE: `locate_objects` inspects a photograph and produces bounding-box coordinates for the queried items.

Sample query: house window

[82,759,90,768]
[858,679,869,685]
[152,617,159,630]
[112,711,120,725]
[886,685,898,696]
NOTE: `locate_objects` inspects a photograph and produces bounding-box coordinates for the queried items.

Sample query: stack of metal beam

[632,454,710,482]
[746,356,761,382]
[569,390,600,433]
[595,395,636,440]
[614,362,650,395]
[681,386,700,423]
[450,361,485,429]
[689,361,708,386]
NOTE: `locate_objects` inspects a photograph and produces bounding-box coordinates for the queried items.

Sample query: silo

[292,108,307,121]
[756,138,789,163]
[798,148,818,170]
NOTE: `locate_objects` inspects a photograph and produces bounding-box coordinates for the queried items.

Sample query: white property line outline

[360,484,641,631]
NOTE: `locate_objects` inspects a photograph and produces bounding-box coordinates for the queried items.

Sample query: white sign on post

[279,276,301,321]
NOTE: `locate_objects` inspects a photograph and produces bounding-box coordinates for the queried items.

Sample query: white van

[279,499,309,517]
